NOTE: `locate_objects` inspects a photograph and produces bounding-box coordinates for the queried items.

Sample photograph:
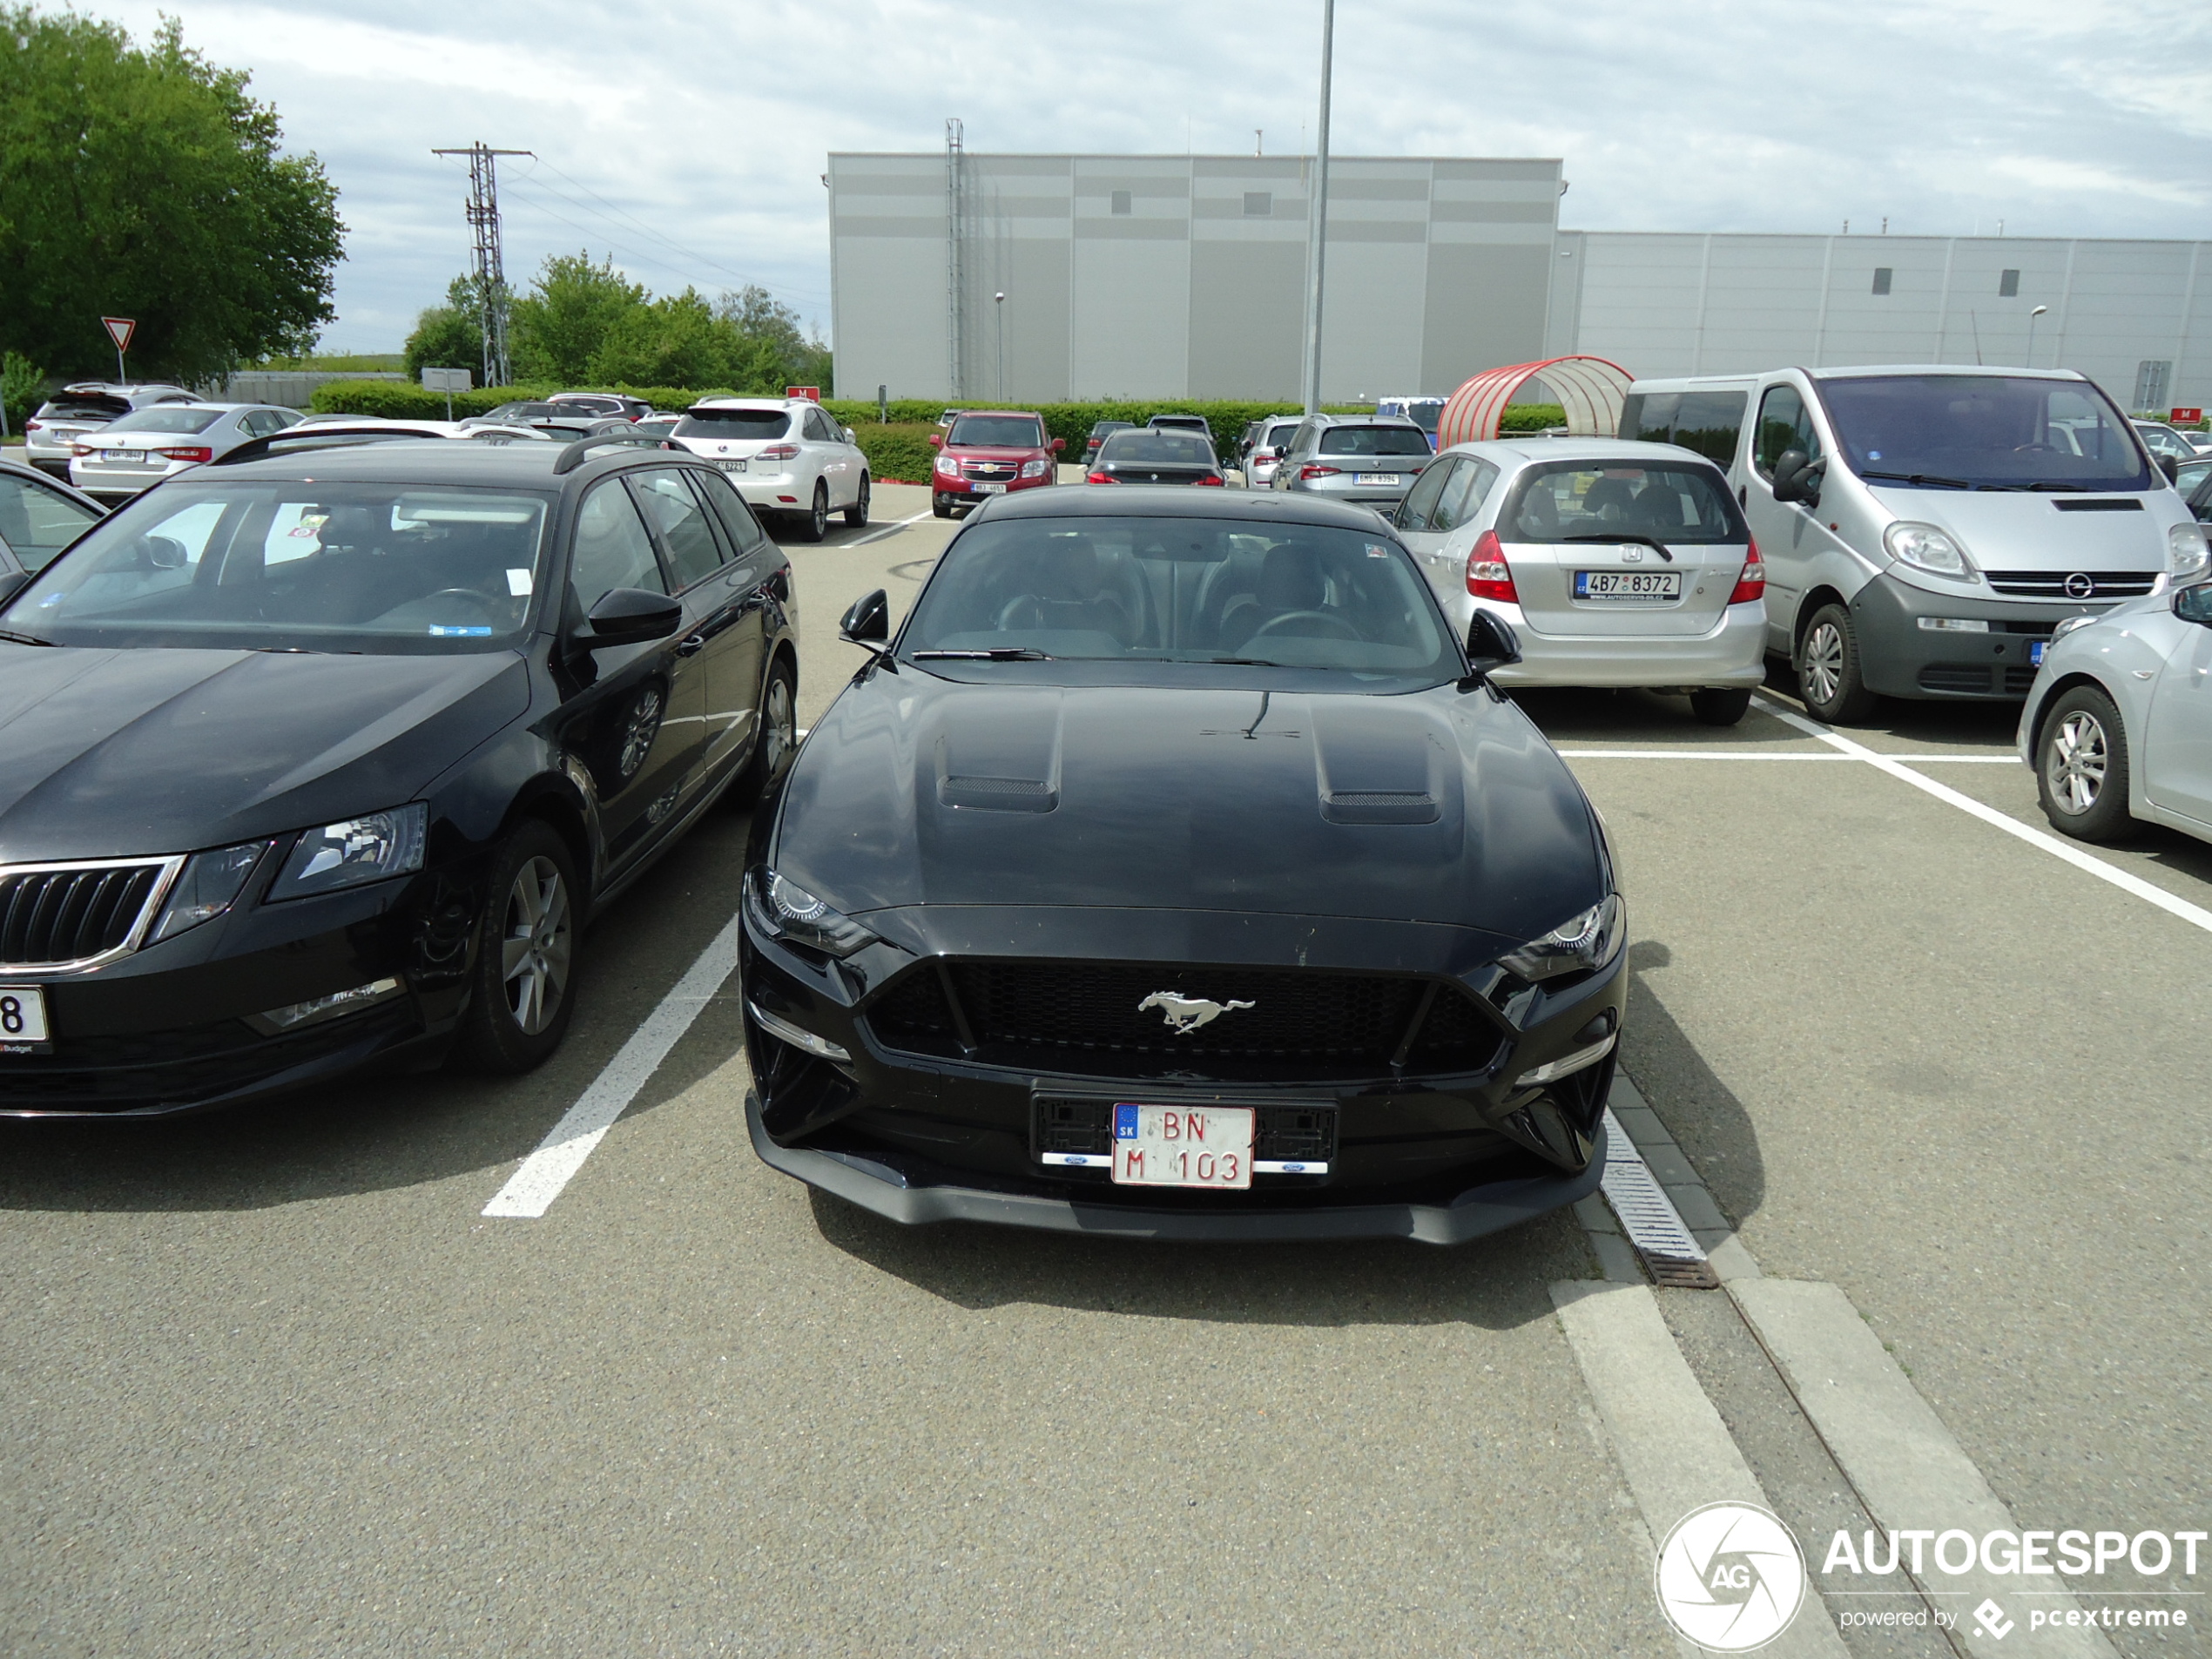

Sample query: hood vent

[2051,498,2143,512]
[1323,790,1440,826]
[939,775,1057,813]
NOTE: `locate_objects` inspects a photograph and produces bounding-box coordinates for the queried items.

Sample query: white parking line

[1755,691,2212,937]
[482,913,744,1218]
[1557,748,2017,762]
[841,509,931,550]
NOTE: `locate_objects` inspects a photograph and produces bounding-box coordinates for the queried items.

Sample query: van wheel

[1797,604,1879,724]
[2035,686,2134,842]
[844,475,870,528]
[453,820,580,1074]
[1690,688,1752,726]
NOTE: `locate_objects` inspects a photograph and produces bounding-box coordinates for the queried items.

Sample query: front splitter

[747,1093,1603,1246]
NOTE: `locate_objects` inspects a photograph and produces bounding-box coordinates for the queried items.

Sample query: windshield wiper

[2024,481,2093,492]
[1203,656,1287,666]
[1859,469,1972,489]
[910,647,1055,661]
[1563,532,1673,562]
[0,628,56,647]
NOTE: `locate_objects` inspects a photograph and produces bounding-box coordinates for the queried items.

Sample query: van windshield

[1817,375,2152,490]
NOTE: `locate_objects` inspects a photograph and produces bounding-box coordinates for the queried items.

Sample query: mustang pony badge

[1138,992,1256,1034]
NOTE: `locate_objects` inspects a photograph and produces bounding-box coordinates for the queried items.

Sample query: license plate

[1575,569,1683,601]
[973,482,1008,494]
[2030,640,2046,666]
[0,984,51,1054]
[1110,1102,1254,1189]
[715,458,747,473]
[1355,472,1401,485]
[101,450,144,465]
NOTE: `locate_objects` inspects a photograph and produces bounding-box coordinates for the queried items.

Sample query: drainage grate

[1599,1108,1718,1289]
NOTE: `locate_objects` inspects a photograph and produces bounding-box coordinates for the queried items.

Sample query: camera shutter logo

[1654,1501,1807,1651]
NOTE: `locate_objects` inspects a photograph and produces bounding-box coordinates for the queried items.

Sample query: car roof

[949,408,1044,420]
[1439,435,1719,468]
[190,436,689,487]
[691,397,805,410]
[974,484,1393,532]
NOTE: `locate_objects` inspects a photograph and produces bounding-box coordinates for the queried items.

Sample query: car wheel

[2036,685,2134,842]
[453,819,580,1074]
[1689,687,1752,726]
[795,481,829,543]
[732,655,798,806]
[1797,604,1879,724]
[932,493,952,519]
[844,474,870,528]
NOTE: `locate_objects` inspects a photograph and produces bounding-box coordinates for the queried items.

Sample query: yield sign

[101,316,136,353]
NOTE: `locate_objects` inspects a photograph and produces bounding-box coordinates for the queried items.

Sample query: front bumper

[1470,599,1768,691]
[934,471,1054,499]
[1848,572,2117,701]
[0,865,478,1117]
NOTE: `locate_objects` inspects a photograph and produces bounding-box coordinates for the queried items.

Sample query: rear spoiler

[211,426,454,466]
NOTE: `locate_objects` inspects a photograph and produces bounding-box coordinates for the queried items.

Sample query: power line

[431,143,531,386]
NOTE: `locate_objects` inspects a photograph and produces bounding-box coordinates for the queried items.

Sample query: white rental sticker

[506,569,533,596]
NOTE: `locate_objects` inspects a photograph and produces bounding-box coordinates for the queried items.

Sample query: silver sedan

[1392,437,1769,725]
[68,402,300,500]
[2018,574,2212,845]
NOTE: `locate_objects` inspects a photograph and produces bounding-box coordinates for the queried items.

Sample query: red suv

[929,410,1064,517]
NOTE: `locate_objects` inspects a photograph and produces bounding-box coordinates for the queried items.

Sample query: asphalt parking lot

[3,479,2206,1656]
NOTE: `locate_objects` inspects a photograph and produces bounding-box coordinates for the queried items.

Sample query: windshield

[900,515,1459,678]
[1318,425,1431,457]
[1384,401,1443,435]
[102,407,224,436]
[674,408,789,439]
[949,415,1045,448]
[1098,432,1216,465]
[482,402,567,421]
[3,481,551,652]
[1817,374,2153,490]
[1502,462,1748,545]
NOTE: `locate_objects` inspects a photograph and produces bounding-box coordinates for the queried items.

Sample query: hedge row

[307,380,746,419]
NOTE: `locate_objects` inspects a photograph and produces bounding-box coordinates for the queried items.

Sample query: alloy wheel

[618,686,664,779]
[499,855,572,1036]
[1801,622,1844,704]
[761,671,796,778]
[2047,711,2108,813]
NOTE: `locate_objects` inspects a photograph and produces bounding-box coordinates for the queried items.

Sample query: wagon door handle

[677,633,707,657]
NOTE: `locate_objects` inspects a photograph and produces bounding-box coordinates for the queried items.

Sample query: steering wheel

[1251,610,1360,641]
[2013,443,2059,455]
[424,587,500,617]
[996,594,1046,631]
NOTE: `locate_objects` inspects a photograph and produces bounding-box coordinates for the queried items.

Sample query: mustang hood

[773,670,1601,946]
[0,645,529,860]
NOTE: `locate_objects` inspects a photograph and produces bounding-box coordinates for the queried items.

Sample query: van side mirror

[2159,454,2181,483]
[580,587,684,648]
[1771,449,1823,507]
[1464,608,1522,679]
[2176,583,2212,626]
[0,570,26,608]
[840,588,889,649]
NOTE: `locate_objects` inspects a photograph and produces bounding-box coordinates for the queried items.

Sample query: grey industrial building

[827,147,2212,412]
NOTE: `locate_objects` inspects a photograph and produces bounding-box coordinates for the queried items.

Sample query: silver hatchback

[1393,437,1769,725]
[1269,415,1434,507]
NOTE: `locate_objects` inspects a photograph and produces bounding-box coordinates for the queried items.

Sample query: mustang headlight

[267,804,427,901]
[150,840,271,942]
[1884,521,1978,580]
[1499,894,1625,984]
[2168,522,2209,580]
[752,869,878,958]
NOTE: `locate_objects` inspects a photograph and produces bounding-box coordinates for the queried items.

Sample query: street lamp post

[995,292,1007,401]
[2027,305,2049,369]
[1300,0,1336,417]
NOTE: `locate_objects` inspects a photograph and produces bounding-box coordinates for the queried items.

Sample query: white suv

[23,382,199,480]
[667,398,868,542]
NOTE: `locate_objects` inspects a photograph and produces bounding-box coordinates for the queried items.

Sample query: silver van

[1620,367,2210,720]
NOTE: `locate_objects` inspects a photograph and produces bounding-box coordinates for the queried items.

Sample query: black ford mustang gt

[0,436,797,1115]
[742,489,1625,1244]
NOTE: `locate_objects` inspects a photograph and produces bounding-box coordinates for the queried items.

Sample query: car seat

[1218,543,1327,652]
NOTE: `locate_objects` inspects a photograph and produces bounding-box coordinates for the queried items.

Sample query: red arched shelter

[1435,355,1635,448]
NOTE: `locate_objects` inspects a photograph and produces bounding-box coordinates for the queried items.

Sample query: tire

[452,819,581,1074]
[2035,685,2134,842]
[795,481,829,543]
[732,655,798,806]
[844,474,870,528]
[931,493,952,519]
[1690,687,1752,726]
[1796,603,1880,724]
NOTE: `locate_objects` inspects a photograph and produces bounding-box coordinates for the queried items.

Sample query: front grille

[1919,664,1993,693]
[866,961,1504,1080]
[961,462,1017,480]
[0,860,172,968]
[1983,570,2157,598]
[2003,665,2040,694]
[1035,1097,1340,1163]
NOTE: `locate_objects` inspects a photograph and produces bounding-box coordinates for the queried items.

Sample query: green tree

[718,286,831,389]
[0,10,344,382]
[510,251,645,383]
[403,275,491,379]
[2,349,44,429]
[590,288,754,388]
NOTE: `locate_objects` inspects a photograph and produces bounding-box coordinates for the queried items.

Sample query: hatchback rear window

[1502,462,1748,545]
[1098,432,1216,464]
[674,408,791,438]
[102,407,225,435]
[1317,425,1431,456]
[38,401,127,421]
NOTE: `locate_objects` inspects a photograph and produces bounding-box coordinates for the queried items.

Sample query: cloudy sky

[98,0,2212,353]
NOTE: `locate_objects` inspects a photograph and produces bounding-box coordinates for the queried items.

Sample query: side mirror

[1049,437,1065,454]
[0,570,27,608]
[2175,583,2212,626]
[1770,449,1809,502]
[843,427,856,443]
[2159,454,2181,483]
[927,433,943,448]
[139,534,187,570]
[580,586,683,648]
[840,588,889,649]
[1465,608,1522,677]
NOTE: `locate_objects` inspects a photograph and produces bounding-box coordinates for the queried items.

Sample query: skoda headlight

[752,869,877,958]
[1884,521,1978,580]
[2168,521,2209,581]
[267,804,427,901]
[1499,894,1625,984]
[150,840,272,942]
